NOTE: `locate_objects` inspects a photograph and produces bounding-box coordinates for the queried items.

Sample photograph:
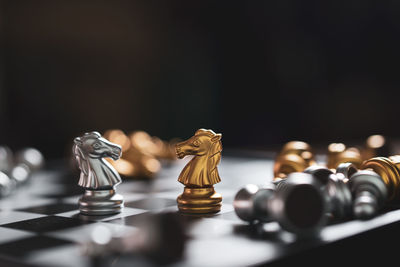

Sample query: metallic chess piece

[327,143,362,170]
[361,155,400,201]
[336,162,358,180]
[361,134,389,161]
[273,141,316,180]
[176,129,223,214]
[14,147,44,172]
[348,170,387,219]
[234,173,328,236]
[233,183,275,223]
[304,166,352,220]
[73,131,124,215]
[103,129,172,179]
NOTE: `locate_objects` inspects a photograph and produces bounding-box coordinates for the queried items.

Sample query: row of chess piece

[233,135,398,237]
[0,146,44,197]
[93,129,177,178]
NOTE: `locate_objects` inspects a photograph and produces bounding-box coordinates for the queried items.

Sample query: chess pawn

[361,156,400,201]
[304,166,352,220]
[361,134,389,161]
[73,132,124,215]
[327,143,362,170]
[348,170,387,219]
[176,129,223,214]
[273,141,316,180]
[234,173,329,236]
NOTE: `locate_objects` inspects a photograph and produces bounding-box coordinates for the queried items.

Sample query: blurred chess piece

[73,131,124,215]
[176,129,223,214]
[103,129,177,179]
[327,143,362,170]
[0,146,45,198]
[361,155,400,202]
[273,141,316,181]
[304,166,353,221]
[348,170,387,219]
[83,212,186,265]
[234,173,329,237]
[361,134,389,161]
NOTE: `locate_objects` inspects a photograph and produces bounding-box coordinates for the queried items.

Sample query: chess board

[0,151,400,267]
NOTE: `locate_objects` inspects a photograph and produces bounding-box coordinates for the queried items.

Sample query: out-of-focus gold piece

[103,129,177,179]
[361,135,388,160]
[175,129,223,214]
[327,143,362,170]
[273,141,316,180]
[361,155,400,201]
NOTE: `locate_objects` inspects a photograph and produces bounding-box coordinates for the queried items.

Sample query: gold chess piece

[361,134,389,161]
[361,155,400,201]
[327,143,362,170]
[176,129,223,214]
[103,129,162,178]
[273,141,316,181]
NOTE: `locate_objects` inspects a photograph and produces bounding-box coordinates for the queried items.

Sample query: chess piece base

[177,186,222,214]
[79,189,124,216]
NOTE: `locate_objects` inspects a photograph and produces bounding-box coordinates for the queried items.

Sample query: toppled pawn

[273,141,316,181]
[234,173,328,237]
[83,212,186,265]
[304,166,353,221]
[73,131,124,215]
[348,170,387,219]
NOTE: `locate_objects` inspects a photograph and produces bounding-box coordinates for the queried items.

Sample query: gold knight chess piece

[175,129,223,214]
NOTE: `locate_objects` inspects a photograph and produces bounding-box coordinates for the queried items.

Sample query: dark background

[1,0,400,159]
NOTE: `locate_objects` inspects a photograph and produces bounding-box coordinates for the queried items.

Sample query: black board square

[0,235,73,258]
[1,216,92,233]
[17,203,78,215]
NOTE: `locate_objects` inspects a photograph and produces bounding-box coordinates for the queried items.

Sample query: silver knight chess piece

[73,131,124,215]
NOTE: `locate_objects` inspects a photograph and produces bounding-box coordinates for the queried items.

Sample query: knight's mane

[73,142,89,176]
[207,139,222,173]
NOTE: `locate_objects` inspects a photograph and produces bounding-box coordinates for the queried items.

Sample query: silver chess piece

[304,166,353,220]
[234,173,329,237]
[73,131,124,215]
[348,170,387,219]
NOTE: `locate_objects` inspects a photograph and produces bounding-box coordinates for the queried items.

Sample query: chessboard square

[104,211,152,227]
[213,211,242,222]
[0,227,35,245]
[56,207,147,222]
[125,197,177,210]
[0,235,73,257]
[1,216,92,233]
[0,210,46,225]
[17,203,78,215]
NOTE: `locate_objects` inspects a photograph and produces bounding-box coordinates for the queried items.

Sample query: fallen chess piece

[348,170,387,219]
[234,172,329,237]
[73,131,124,215]
[82,212,187,265]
